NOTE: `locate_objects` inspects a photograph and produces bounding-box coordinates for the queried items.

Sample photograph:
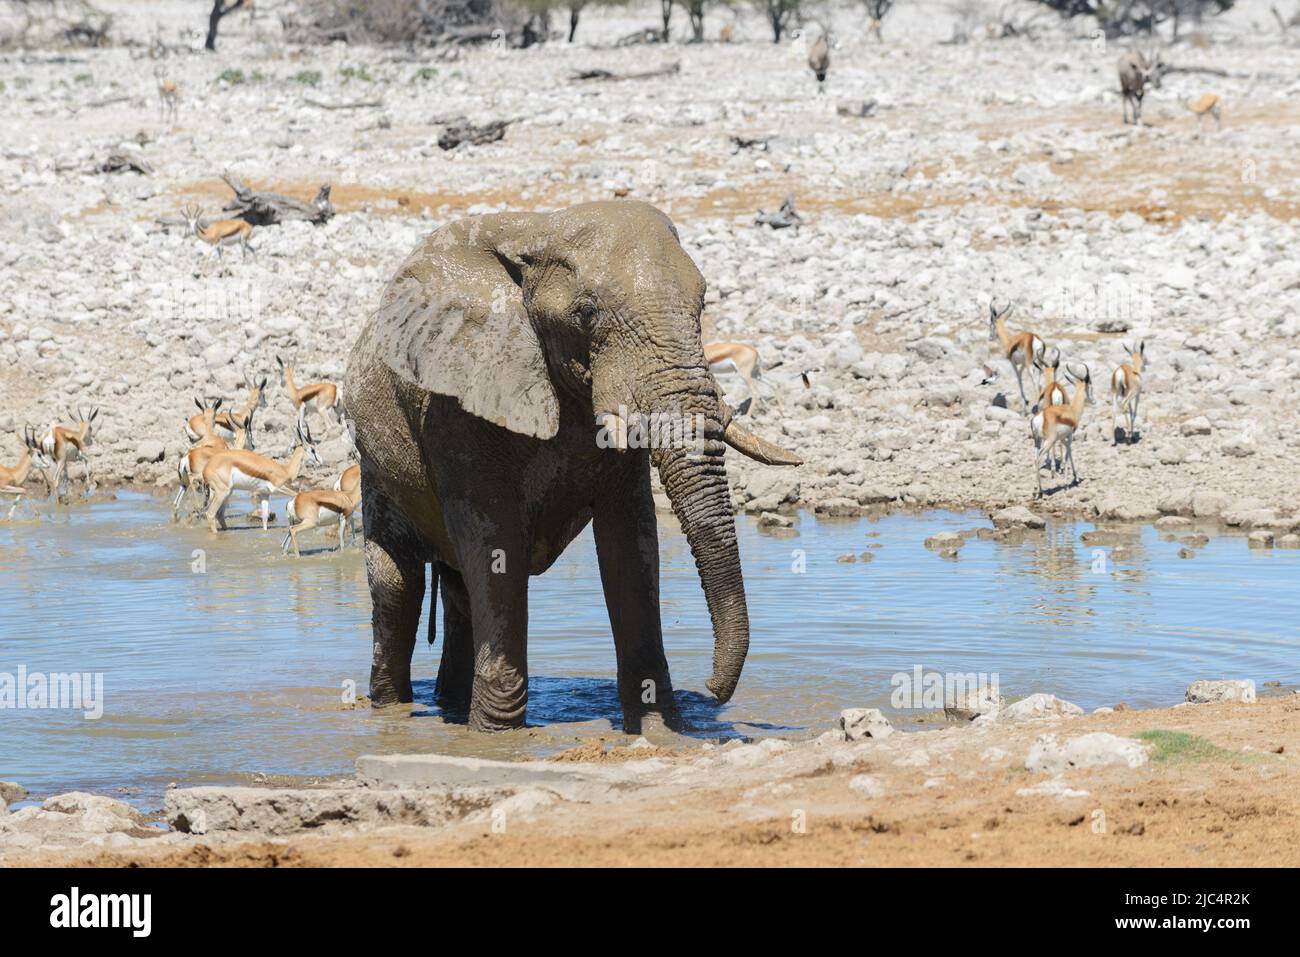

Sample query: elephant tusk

[723,419,802,467]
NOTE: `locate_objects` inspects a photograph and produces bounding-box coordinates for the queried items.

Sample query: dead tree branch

[219,172,334,225]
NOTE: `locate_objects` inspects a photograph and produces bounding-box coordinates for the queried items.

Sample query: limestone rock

[1025,733,1150,772]
[1000,693,1084,721]
[1185,679,1256,704]
[991,506,1045,529]
[839,707,894,741]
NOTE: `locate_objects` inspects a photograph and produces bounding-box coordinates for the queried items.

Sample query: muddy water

[1,494,1296,807]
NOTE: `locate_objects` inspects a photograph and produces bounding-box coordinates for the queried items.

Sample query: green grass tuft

[339,65,373,83]
[1134,730,1247,764]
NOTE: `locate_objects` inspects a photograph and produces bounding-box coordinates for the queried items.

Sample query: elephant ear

[372,215,559,440]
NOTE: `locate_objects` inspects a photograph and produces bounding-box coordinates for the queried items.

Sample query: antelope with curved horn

[987,300,1046,410]
[808,33,830,93]
[276,354,343,432]
[154,65,179,126]
[202,423,320,533]
[1031,362,1094,498]
[173,398,255,521]
[282,479,362,557]
[1,427,51,518]
[41,407,100,500]
[1118,47,1164,126]
[181,203,253,265]
[1031,347,1070,472]
[1111,340,1146,445]
[184,370,266,447]
[1032,347,1068,413]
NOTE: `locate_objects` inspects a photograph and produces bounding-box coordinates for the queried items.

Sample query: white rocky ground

[1,0,1299,529]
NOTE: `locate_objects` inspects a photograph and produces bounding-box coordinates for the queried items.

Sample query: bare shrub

[288,0,528,45]
[1027,0,1235,38]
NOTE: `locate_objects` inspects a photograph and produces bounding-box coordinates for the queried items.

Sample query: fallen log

[219,172,334,225]
[615,27,664,46]
[84,94,133,109]
[755,195,804,230]
[437,118,513,151]
[100,152,154,175]
[571,61,681,82]
[836,98,878,118]
[303,96,385,111]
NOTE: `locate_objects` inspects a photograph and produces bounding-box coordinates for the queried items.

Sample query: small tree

[862,0,895,40]
[561,0,631,43]
[754,0,801,42]
[204,0,245,51]
[567,0,586,41]
[685,0,708,40]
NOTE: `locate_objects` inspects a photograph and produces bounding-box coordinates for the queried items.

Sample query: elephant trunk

[647,379,750,704]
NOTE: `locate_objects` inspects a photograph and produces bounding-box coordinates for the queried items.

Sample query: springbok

[41,407,100,500]
[987,300,1046,410]
[154,66,179,126]
[808,33,830,92]
[181,204,253,264]
[1033,347,1069,412]
[184,371,265,448]
[174,397,222,520]
[1118,48,1164,126]
[1032,362,1094,498]
[282,480,362,557]
[1186,93,1222,134]
[1031,348,1070,472]
[276,355,343,432]
[333,461,362,541]
[1111,341,1146,445]
[705,341,782,412]
[334,462,360,495]
[202,423,320,533]
[1,427,50,518]
[173,399,254,521]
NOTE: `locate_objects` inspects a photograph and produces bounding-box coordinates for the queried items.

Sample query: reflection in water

[0,494,1296,806]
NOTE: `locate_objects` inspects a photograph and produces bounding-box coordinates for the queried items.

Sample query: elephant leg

[593,461,677,734]
[362,478,425,706]
[435,564,475,713]
[438,497,530,731]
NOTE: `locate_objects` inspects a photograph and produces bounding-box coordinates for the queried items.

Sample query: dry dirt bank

[4,694,1295,867]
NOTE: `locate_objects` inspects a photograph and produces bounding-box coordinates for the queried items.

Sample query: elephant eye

[575,296,597,324]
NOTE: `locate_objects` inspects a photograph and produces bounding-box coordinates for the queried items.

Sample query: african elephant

[344,200,800,732]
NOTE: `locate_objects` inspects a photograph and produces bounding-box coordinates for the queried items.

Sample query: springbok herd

[983,301,1147,498]
[1,356,360,557]
[0,300,1148,542]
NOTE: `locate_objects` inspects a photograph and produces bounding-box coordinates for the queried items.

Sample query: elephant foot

[369,667,414,706]
[467,675,527,731]
[468,713,525,732]
[620,701,683,736]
